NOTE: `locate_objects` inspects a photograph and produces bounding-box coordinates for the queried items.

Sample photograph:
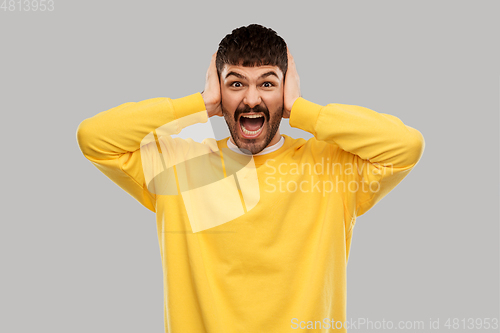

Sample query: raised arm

[284,49,424,217]
[76,53,224,213]
[76,93,208,212]
[289,98,425,216]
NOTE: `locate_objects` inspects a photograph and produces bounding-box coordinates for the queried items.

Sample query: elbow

[76,119,95,159]
[406,128,425,166]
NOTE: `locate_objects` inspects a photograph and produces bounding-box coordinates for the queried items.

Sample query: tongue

[241,117,264,131]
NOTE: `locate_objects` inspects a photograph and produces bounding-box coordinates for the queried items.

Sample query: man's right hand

[201,52,223,118]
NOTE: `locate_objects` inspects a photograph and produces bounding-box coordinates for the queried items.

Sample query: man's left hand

[283,47,301,119]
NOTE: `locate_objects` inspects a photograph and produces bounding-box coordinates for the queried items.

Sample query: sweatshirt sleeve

[76,92,208,213]
[289,97,425,218]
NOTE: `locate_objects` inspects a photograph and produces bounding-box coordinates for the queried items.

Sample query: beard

[222,102,284,155]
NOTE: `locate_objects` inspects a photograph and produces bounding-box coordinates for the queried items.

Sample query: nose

[243,85,262,108]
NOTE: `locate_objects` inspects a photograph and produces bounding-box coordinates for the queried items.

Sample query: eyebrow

[225,71,279,81]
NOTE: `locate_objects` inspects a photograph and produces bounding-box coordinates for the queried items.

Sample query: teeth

[241,114,263,119]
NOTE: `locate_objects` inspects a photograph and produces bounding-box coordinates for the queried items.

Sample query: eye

[231,82,243,88]
[262,82,274,88]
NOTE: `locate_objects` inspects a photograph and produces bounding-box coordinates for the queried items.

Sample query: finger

[211,52,216,67]
[210,53,219,76]
[206,53,216,80]
[208,52,216,67]
[287,47,294,62]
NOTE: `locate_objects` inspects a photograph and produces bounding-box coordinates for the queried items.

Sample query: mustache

[235,104,269,121]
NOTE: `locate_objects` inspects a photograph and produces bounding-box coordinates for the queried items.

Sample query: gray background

[1,0,498,332]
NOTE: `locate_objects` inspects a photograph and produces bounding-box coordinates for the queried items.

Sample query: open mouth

[238,113,265,139]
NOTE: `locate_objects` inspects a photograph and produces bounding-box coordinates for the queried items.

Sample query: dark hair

[216,24,288,80]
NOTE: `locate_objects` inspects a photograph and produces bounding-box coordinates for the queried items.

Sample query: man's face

[220,64,284,155]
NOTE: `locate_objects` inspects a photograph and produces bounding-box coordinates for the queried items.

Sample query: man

[77,24,424,332]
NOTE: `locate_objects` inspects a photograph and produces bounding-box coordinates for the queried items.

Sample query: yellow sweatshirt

[76,92,424,332]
